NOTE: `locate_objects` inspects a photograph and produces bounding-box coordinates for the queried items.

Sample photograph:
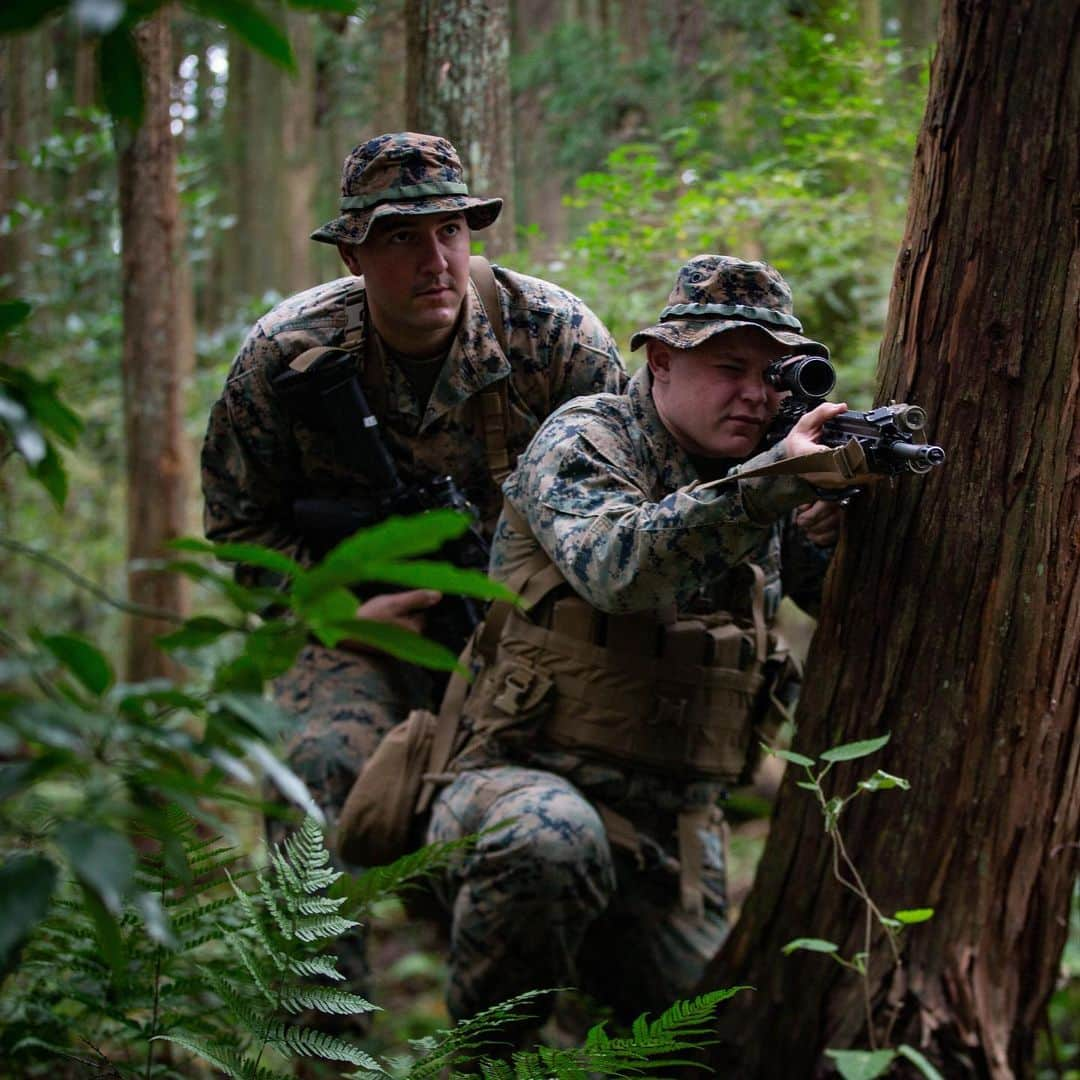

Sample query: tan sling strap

[340,257,515,487]
[416,637,475,815]
[716,437,868,484]
[468,255,514,486]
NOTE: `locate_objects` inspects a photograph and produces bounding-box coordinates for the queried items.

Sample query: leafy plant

[767,734,942,1079]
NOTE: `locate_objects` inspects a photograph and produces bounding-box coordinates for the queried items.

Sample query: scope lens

[794,356,837,399]
[896,405,927,433]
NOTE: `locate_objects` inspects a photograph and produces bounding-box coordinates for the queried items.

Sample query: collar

[421,279,511,431]
[627,366,701,492]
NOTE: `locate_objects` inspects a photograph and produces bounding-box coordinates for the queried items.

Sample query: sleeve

[779,514,833,618]
[549,300,628,406]
[506,411,818,614]
[200,326,312,576]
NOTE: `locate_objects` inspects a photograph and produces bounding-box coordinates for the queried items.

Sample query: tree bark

[405,0,514,256]
[116,12,193,680]
[701,2,1080,1077]
[281,9,317,295]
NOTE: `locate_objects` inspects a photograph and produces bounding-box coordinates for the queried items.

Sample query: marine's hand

[340,589,443,653]
[795,499,843,547]
[782,401,848,458]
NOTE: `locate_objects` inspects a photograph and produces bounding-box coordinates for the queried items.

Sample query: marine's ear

[338,242,363,277]
[646,339,674,383]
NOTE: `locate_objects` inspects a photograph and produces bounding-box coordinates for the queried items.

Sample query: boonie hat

[630,255,828,358]
[311,132,503,246]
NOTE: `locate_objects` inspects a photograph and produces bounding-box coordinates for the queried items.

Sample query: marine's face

[647,328,786,459]
[340,211,471,356]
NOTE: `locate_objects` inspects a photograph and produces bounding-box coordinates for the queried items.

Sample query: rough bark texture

[405,0,514,256]
[116,13,192,680]
[701,2,1080,1077]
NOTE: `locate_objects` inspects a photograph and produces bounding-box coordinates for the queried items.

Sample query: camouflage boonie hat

[630,255,828,358]
[310,132,503,246]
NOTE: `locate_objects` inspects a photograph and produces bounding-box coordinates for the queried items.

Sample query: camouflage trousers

[269,643,439,1001]
[425,766,729,1025]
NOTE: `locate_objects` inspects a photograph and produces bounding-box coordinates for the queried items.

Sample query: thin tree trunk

[281,9,316,295]
[701,2,1080,1076]
[406,0,514,256]
[116,11,193,680]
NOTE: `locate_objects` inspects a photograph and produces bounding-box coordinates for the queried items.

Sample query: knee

[480,784,615,905]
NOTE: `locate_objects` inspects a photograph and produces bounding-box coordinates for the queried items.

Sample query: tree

[405,0,514,255]
[116,12,194,679]
[701,1,1080,1075]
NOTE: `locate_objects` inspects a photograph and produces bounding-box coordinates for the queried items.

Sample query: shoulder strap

[468,255,514,487]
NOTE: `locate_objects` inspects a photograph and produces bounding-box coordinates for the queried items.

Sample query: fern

[159,815,380,1078]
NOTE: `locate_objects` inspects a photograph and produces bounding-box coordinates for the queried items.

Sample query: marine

[200,131,627,998]
[416,255,870,1028]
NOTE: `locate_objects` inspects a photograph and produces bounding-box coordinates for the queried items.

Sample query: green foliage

[769,734,942,1074]
[1,0,359,126]
[509,1,927,388]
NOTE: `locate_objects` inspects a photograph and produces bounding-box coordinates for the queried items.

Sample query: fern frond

[293,914,357,942]
[340,834,480,914]
[296,893,348,917]
[405,988,555,1079]
[288,955,345,981]
[154,1034,292,1080]
[222,929,279,1004]
[640,986,748,1040]
[263,1023,387,1067]
[226,871,287,970]
[278,984,380,1016]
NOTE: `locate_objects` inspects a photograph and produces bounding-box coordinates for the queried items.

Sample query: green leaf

[172,536,302,577]
[157,615,238,650]
[0,854,58,972]
[820,733,891,762]
[211,653,265,694]
[897,1044,946,1080]
[773,747,816,768]
[28,441,68,507]
[135,890,176,947]
[346,559,516,604]
[781,937,838,955]
[99,25,144,126]
[858,769,910,792]
[243,621,308,678]
[285,0,358,11]
[0,300,32,334]
[795,780,818,791]
[188,0,295,70]
[55,822,136,914]
[296,509,473,600]
[318,618,462,671]
[0,0,67,33]
[40,633,114,695]
[214,691,295,740]
[894,908,934,925]
[825,1048,897,1080]
[244,740,325,825]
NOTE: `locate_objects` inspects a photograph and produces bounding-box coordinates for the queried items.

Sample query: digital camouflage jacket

[201,266,626,561]
[480,365,832,814]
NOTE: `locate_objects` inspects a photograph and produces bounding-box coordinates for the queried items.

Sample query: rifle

[764,354,946,476]
[272,347,489,658]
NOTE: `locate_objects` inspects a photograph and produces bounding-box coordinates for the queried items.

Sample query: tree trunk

[701,2,1080,1077]
[405,0,514,256]
[116,12,193,680]
[281,9,317,295]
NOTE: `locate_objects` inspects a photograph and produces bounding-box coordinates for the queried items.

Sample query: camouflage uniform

[202,265,626,822]
[425,256,833,1023]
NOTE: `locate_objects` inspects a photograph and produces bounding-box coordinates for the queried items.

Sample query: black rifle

[764,354,946,476]
[272,347,489,659]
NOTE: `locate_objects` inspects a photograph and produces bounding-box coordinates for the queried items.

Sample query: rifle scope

[765,354,837,401]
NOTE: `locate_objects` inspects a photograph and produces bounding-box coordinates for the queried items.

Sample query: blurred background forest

[2,0,932,652]
[13,1,1078,1076]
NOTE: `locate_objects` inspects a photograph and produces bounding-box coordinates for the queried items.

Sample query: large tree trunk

[405,0,514,256]
[702,2,1080,1077]
[281,9,317,295]
[116,12,193,680]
